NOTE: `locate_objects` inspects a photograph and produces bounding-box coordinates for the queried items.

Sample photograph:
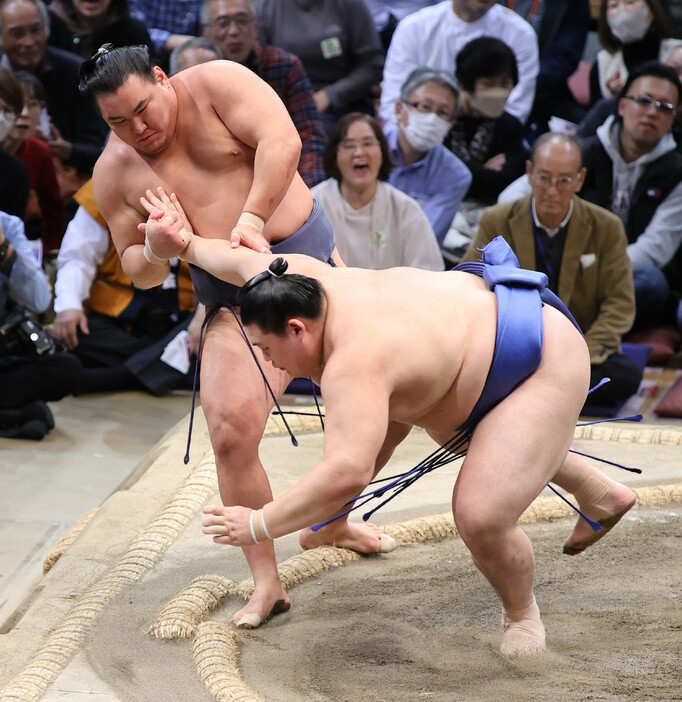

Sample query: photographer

[0,209,54,440]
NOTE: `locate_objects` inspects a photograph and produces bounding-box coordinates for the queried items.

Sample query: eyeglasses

[204,14,252,31]
[7,22,45,40]
[338,138,380,152]
[0,105,17,119]
[530,173,581,191]
[402,100,454,122]
[623,94,677,117]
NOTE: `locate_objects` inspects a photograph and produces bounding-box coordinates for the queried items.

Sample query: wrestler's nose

[131,116,147,134]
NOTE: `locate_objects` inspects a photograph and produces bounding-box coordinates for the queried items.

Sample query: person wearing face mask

[590,0,679,104]
[442,38,527,262]
[0,67,30,221]
[311,112,444,270]
[383,67,471,247]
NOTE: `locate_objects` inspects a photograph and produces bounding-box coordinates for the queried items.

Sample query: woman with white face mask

[446,37,528,206]
[0,68,30,222]
[311,112,444,271]
[590,0,678,103]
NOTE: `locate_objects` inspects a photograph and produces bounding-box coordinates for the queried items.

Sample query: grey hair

[0,0,50,38]
[399,67,458,102]
[200,0,254,27]
[168,36,223,75]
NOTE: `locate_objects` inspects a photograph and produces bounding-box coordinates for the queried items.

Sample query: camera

[0,307,56,357]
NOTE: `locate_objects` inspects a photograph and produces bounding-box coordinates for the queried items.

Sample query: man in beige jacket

[462,133,641,407]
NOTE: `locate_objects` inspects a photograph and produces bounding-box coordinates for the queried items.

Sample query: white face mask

[608,6,653,44]
[465,87,511,119]
[401,108,451,151]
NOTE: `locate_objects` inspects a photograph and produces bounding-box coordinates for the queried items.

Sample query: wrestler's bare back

[93,61,312,261]
[294,262,586,438]
[310,265,501,434]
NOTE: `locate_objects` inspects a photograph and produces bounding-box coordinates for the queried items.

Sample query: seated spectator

[1,69,65,255]
[47,0,153,61]
[384,67,471,246]
[363,0,439,50]
[0,208,53,439]
[128,0,202,61]
[443,37,527,260]
[0,0,108,175]
[255,0,384,134]
[201,0,326,187]
[311,112,444,270]
[379,0,538,126]
[462,133,641,408]
[0,67,30,219]
[169,35,221,75]
[500,0,590,133]
[579,42,682,150]
[581,61,682,332]
[447,37,527,206]
[590,0,677,105]
[0,180,201,416]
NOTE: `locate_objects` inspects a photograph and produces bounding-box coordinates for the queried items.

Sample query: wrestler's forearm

[121,245,171,289]
[183,235,255,285]
[262,459,371,539]
[244,137,300,220]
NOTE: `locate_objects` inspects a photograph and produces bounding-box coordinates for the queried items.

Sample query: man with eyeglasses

[462,132,642,410]
[0,0,107,174]
[200,0,326,187]
[384,67,471,246]
[580,61,682,335]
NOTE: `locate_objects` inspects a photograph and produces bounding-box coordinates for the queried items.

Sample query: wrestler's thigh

[199,309,291,428]
[455,308,590,524]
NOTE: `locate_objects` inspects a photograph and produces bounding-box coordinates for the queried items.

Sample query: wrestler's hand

[229,223,271,254]
[202,504,255,546]
[138,187,192,260]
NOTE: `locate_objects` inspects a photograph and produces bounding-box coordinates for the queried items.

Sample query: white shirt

[312,179,444,271]
[379,2,538,125]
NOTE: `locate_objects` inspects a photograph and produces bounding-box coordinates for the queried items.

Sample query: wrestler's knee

[454,505,507,551]
[205,402,265,459]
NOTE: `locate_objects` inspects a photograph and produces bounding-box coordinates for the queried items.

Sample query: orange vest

[73,181,195,317]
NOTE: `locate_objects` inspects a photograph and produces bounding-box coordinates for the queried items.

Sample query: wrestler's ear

[287,319,306,338]
[153,65,170,87]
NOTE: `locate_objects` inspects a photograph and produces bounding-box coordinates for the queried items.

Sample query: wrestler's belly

[140,158,312,243]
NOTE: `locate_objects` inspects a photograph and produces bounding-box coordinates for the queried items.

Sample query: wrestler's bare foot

[233,583,291,630]
[500,599,546,659]
[299,521,396,554]
[563,480,636,555]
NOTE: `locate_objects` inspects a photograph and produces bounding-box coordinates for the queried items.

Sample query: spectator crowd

[3,0,682,439]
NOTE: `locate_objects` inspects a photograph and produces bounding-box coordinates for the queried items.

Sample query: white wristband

[143,228,168,266]
[249,510,258,544]
[237,212,265,233]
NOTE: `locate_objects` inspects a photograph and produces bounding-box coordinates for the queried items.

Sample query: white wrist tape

[251,509,272,543]
[237,212,265,233]
[143,223,168,266]
[249,510,258,544]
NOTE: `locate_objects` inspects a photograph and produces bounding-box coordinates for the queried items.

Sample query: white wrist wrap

[237,212,265,233]
[143,225,168,266]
